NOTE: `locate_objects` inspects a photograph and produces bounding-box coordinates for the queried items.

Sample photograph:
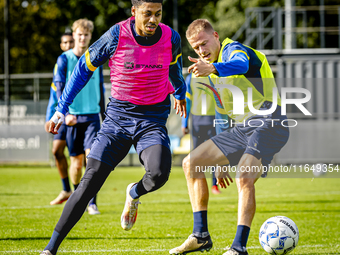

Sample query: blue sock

[192,211,209,238]
[129,184,140,199]
[231,225,250,251]
[61,177,71,192]
[45,230,62,254]
[212,177,217,186]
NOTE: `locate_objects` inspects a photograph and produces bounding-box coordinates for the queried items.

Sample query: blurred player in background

[59,32,74,52]
[182,73,226,195]
[45,32,74,206]
[53,19,106,215]
[170,19,289,255]
[40,1,186,254]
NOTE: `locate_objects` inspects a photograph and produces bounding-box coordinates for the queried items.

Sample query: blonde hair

[72,18,94,33]
[186,19,214,40]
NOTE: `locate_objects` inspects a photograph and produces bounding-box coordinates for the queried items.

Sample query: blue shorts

[211,107,289,173]
[66,118,100,157]
[191,115,216,149]
[87,115,171,168]
[53,124,67,141]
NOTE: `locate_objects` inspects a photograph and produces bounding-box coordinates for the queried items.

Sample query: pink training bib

[109,17,174,105]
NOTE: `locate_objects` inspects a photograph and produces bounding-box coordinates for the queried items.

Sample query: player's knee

[79,159,112,195]
[154,171,170,190]
[141,145,171,191]
[236,177,255,191]
[182,155,191,178]
[52,146,65,160]
[147,164,171,191]
[71,159,83,172]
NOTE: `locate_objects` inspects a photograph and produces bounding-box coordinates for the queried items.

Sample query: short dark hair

[131,0,163,7]
[186,19,215,40]
[61,32,73,41]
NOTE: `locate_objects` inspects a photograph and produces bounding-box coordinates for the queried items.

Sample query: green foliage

[1,0,338,73]
[0,0,132,74]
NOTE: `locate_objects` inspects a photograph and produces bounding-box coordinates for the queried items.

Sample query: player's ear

[131,6,136,16]
[213,31,219,40]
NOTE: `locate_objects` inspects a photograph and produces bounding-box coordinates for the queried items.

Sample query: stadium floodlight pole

[173,0,178,32]
[339,7,340,49]
[319,0,325,48]
[285,0,295,50]
[4,0,10,125]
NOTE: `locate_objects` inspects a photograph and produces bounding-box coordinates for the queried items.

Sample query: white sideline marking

[0,244,335,253]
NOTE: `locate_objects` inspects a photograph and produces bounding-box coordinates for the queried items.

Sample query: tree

[0,0,133,74]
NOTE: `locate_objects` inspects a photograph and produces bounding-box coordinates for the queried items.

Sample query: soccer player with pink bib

[41,1,186,254]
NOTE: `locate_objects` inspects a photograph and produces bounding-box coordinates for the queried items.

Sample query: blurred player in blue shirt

[53,19,106,215]
[45,32,74,206]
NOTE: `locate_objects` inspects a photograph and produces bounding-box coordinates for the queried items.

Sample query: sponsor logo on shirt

[124,62,162,69]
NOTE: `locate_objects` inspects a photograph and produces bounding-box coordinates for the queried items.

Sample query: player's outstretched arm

[57,25,119,116]
[211,45,250,77]
[169,29,187,111]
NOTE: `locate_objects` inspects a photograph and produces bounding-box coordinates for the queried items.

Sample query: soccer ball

[259,216,299,255]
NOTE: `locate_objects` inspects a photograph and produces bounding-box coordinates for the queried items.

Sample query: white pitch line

[0,244,335,253]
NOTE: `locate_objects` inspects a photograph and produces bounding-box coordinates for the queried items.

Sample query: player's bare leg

[50,140,72,205]
[170,140,230,254]
[223,154,262,255]
[184,140,230,212]
[236,154,261,226]
[52,140,68,179]
[69,154,84,188]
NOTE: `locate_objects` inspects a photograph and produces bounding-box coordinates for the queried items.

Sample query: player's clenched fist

[49,111,65,134]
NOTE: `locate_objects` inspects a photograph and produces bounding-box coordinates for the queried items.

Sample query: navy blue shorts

[191,115,216,149]
[211,111,289,170]
[66,119,100,156]
[53,124,67,141]
[87,115,171,168]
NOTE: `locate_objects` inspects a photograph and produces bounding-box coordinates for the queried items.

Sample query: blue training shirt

[45,84,58,122]
[54,53,105,122]
[212,42,251,77]
[182,74,192,129]
[45,63,59,122]
[213,40,271,98]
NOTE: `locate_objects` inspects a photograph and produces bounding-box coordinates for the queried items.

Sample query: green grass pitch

[0,165,339,254]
